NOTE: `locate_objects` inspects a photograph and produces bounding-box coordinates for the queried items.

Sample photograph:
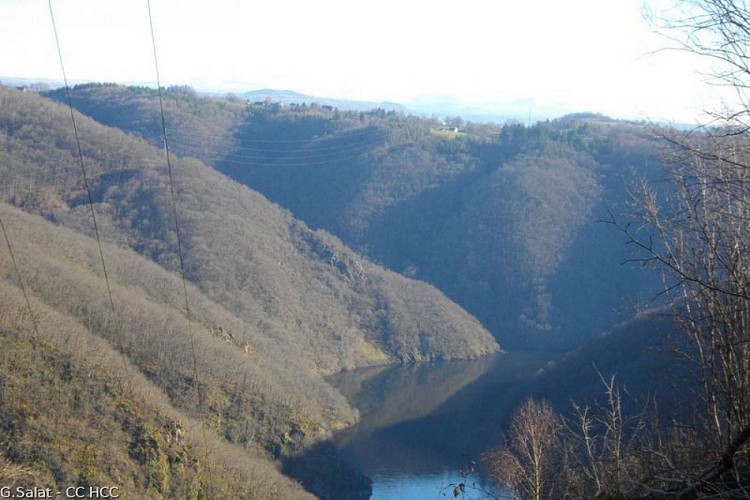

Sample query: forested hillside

[0,203,325,498]
[1,86,498,369]
[49,84,663,348]
[0,85,499,497]
[216,112,663,349]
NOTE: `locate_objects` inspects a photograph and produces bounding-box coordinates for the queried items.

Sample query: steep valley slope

[0,85,498,497]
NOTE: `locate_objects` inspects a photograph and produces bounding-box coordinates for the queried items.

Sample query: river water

[328,351,559,499]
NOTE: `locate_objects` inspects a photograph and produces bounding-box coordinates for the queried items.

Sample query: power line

[146,0,209,457]
[0,213,41,349]
[169,144,379,167]
[47,0,120,336]
[169,133,383,157]
[168,123,379,145]
[146,0,197,374]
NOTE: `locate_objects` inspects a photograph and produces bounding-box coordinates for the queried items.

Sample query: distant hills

[241,89,407,113]
[405,94,574,124]
[2,76,585,122]
[238,89,555,122]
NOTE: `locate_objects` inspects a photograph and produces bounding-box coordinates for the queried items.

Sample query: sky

[0,0,735,123]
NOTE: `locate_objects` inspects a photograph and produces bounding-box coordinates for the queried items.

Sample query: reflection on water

[330,353,496,438]
[328,351,558,498]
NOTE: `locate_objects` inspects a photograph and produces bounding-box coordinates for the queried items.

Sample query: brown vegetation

[0,85,498,372]
[0,83,502,496]
[485,398,568,500]
[0,228,315,497]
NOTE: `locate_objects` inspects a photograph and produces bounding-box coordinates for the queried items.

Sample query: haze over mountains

[0,81,670,496]
[2,76,611,123]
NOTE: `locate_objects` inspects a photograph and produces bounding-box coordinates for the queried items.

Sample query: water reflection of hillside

[329,354,497,436]
[331,320,678,483]
[329,351,559,471]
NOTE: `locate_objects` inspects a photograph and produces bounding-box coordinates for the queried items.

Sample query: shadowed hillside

[47,85,663,349]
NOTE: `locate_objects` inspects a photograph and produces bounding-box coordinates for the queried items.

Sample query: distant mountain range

[241,88,407,113]
[239,89,572,123]
[2,76,583,123]
[405,94,579,124]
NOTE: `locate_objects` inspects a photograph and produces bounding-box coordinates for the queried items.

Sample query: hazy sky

[0,0,731,122]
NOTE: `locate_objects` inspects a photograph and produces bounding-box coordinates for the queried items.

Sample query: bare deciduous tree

[622,131,750,495]
[484,398,570,500]
[650,0,750,129]
[607,2,750,493]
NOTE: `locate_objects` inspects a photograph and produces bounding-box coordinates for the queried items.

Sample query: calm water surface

[328,351,559,499]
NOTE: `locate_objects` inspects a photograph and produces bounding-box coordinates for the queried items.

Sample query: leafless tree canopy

[484,398,569,500]
[488,2,750,497]
[652,0,750,128]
